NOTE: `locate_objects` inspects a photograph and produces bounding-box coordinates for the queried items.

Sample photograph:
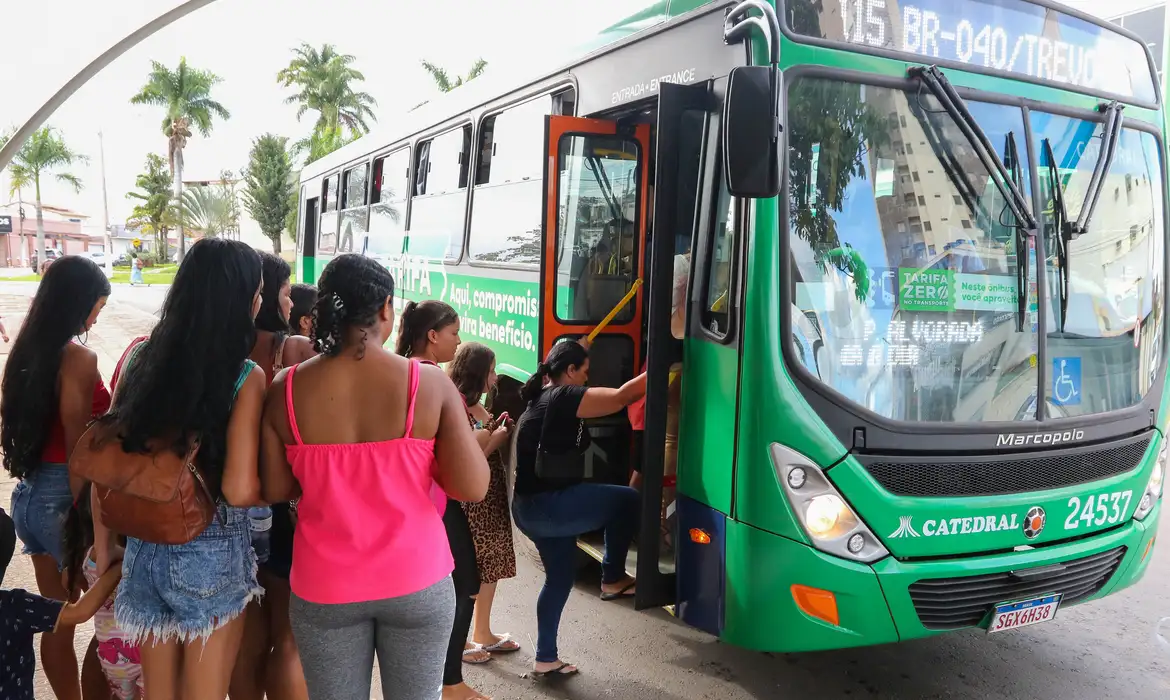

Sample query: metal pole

[98,129,113,275]
[0,0,219,172]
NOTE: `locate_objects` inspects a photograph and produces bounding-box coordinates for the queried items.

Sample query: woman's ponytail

[521,363,551,404]
[313,291,346,357]
[395,301,419,356]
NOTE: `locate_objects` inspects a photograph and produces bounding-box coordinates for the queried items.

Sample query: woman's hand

[486,424,511,453]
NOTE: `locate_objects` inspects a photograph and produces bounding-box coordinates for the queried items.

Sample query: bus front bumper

[716,502,1159,652]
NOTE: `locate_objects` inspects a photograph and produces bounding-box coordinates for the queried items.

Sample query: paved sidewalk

[0,293,157,699]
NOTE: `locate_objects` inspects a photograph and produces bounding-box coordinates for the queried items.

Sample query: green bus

[294,0,1166,652]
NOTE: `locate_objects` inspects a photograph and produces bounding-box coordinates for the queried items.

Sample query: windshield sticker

[897,269,1036,312]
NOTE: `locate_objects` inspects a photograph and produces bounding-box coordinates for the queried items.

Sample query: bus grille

[907,546,1126,630]
[859,433,1150,497]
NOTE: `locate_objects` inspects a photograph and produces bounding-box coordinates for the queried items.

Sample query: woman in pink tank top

[258,254,490,700]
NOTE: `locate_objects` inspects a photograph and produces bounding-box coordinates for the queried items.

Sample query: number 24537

[1064,491,1132,531]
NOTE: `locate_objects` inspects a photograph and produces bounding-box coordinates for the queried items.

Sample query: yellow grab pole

[587,278,643,343]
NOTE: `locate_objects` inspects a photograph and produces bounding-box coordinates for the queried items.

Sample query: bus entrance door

[538,114,650,568]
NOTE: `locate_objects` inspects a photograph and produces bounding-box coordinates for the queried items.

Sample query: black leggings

[443,500,480,686]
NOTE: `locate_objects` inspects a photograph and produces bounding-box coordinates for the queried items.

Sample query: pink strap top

[284,359,453,604]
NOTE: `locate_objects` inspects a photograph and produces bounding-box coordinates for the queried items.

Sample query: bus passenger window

[318,173,340,255]
[338,163,369,253]
[554,135,640,323]
[702,180,736,337]
[369,148,410,258]
[470,96,553,267]
[410,125,472,262]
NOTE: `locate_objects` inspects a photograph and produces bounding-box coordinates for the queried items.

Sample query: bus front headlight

[1134,442,1166,521]
[770,444,888,563]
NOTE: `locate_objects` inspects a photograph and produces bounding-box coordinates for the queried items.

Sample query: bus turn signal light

[689,528,711,545]
[791,584,839,627]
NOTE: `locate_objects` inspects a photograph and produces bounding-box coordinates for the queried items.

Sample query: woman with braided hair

[259,254,489,700]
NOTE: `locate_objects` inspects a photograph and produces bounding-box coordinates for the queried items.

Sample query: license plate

[987,593,1062,634]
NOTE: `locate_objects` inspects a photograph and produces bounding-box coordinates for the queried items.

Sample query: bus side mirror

[723,65,782,199]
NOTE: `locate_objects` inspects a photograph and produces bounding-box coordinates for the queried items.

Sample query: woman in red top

[1,255,111,700]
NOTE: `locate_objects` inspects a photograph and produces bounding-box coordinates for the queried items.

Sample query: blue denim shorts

[115,505,263,645]
[9,463,71,568]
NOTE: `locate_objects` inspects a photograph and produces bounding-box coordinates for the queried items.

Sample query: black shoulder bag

[533,392,588,482]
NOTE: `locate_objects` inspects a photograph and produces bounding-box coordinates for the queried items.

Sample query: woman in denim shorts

[90,239,267,699]
[1,255,112,700]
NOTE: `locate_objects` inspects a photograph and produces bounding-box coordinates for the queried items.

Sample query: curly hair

[394,300,458,357]
[447,342,496,407]
[1,255,111,479]
[255,252,291,333]
[313,254,395,358]
[289,283,318,337]
[102,239,261,499]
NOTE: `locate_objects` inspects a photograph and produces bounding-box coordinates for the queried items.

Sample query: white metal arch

[0,0,220,171]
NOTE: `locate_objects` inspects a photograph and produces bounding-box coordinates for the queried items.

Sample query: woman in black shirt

[513,340,647,677]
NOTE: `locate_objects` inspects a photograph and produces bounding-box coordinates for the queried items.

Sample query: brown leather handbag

[69,427,219,545]
[68,336,219,545]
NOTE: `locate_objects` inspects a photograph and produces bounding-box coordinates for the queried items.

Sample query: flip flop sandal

[462,646,491,664]
[600,581,636,601]
[532,662,579,679]
[481,633,521,653]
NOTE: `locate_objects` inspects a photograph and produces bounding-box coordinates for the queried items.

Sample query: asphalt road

[2,283,1168,699]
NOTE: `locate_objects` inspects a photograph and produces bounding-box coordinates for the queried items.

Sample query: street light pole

[0,0,219,172]
[98,129,113,276]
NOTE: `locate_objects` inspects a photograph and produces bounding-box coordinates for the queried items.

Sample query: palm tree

[279,43,377,139]
[126,153,178,261]
[413,58,487,111]
[130,58,230,261]
[180,185,234,238]
[1,127,88,270]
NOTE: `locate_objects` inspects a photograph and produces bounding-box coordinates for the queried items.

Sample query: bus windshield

[786,77,1165,423]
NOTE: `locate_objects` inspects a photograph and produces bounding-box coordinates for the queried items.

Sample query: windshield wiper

[1042,138,1071,334]
[908,66,1037,234]
[1044,101,1124,333]
[1003,131,1030,333]
[909,65,1038,333]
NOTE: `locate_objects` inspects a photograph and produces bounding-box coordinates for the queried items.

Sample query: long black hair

[289,283,317,337]
[394,300,458,357]
[313,254,394,358]
[1,255,110,479]
[255,252,291,333]
[521,340,589,404]
[103,238,261,498]
[448,342,496,406]
[62,482,94,597]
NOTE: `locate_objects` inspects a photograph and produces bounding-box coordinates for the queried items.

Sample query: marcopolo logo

[996,429,1085,448]
[887,513,1023,539]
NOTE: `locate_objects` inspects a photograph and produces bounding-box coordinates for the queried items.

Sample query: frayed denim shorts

[115,504,263,645]
[9,463,71,568]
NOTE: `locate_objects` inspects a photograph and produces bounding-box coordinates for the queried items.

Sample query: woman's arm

[260,372,302,503]
[576,372,648,419]
[433,377,491,503]
[90,485,122,576]
[221,367,266,507]
[60,346,100,498]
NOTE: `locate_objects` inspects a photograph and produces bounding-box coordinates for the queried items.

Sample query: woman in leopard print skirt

[448,342,521,659]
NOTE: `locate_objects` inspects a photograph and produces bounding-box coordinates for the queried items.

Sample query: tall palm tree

[413,58,488,111]
[130,58,230,261]
[279,43,377,139]
[1,127,88,270]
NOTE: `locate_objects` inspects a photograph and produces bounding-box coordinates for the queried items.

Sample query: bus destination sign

[787,0,1158,102]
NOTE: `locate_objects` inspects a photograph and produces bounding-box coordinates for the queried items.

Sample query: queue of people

[0,244,651,700]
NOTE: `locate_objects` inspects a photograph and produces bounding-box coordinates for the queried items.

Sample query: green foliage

[414,58,488,111]
[2,126,88,199]
[279,43,376,153]
[180,184,235,238]
[242,134,296,253]
[291,125,350,166]
[130,57,230,172]
[126,153,177,260]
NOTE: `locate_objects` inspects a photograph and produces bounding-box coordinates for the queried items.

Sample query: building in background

[1065,0,1168,81]
[0,202,104,268]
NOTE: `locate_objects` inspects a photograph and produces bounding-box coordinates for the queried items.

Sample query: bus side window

[410,125,472,262]
[338,162,369,254]
[469,95,553,268]
[319,173,340,255]
[369,148,410,258]
[702,174,737,338]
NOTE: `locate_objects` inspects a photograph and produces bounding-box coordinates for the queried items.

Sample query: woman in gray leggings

[258,255,491,699]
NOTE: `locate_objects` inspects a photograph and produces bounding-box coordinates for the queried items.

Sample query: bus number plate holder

[987,593,1062,634]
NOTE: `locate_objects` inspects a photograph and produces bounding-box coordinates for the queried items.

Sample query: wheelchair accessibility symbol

[1052,357,1081,406]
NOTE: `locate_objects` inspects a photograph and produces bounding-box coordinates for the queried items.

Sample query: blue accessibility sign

[1051,357,1081,406]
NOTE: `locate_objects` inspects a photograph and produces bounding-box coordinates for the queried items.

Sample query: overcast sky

[0,0,632,245]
